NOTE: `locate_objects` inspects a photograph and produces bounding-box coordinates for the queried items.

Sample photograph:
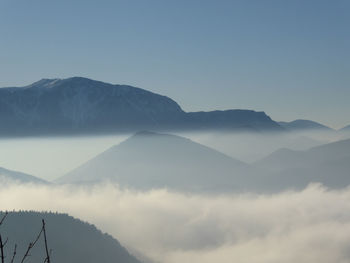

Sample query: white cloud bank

[1,183,350,263]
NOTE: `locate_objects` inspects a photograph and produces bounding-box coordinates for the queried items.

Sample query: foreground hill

[0,211,140,263]
[254,139,350,189]
[0,77,282,136]
[57,131,259,192]
[0,167,47,184]
[278,119,333,131]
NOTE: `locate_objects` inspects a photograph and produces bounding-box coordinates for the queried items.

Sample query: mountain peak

[57,132,251,192]
[0,77,282,136]
[26,78,62,89]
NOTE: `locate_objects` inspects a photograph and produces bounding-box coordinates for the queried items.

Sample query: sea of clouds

[1,182,350,263]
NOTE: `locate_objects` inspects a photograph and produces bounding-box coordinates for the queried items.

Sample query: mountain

[254,139,350,189]
[340,124,350,132]
[0,77,183,135]
[57,131,259,192]
[278,119,333,131]
[0,211,140,263]
[185,109,282,131]
[0,167,47,184]
[0,77,282,136]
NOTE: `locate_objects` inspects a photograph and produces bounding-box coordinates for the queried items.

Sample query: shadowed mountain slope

[57,131,259,192]
[0,77,282,136]
[0,211,140,263]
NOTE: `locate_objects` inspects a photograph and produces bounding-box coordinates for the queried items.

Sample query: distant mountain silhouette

[0,211,140,263]
[340,124,350,132]
[57,131,260,192]
[0,77,282,136]
[254,139,350,189]
[278,119,333,131]
[0,167,47,184]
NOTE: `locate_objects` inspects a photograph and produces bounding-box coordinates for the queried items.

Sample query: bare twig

[20,225,44,263]
[0,235,5,263]
[0,213,8,226]
[42,220,51,263]
[10,244,17,263]
[2,238,8,248]
[0,212,8,263]
[0,213,52,263]
[43,249,53,263]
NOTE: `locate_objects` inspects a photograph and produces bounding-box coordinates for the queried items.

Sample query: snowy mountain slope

[0,77,283,136]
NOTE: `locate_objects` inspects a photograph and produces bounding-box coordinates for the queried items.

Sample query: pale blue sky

[0,0,349,128]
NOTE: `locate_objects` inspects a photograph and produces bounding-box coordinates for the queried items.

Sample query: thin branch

[0,213,8,226]
[2,238,8,247]
[0,235,5,263]
[10,244,17,263]
[43,249,53,263]
[20,226,44,263]
[42,220,51,263]
[0,212,9,263]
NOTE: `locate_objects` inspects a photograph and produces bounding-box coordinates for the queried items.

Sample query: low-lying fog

[1,129,350,262]
[1,183,350,263]
[178,130,345,163]
[0,135,129,181]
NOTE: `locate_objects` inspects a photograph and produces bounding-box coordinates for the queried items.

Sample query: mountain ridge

[278,119,333,131]
[0,77,283,136]
[0,167,48,184]
[254,138,350,189]
[340,124,350,131]
[57,131,259,192]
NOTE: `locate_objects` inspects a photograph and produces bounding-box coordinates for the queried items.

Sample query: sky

[0,0,349,128]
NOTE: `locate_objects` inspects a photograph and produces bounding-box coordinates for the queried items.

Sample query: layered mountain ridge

[254,138,350,189]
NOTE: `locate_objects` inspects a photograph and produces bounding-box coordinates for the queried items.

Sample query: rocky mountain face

[0,77,282,136]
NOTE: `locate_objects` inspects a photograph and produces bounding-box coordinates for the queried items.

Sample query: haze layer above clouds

[0,130,344,181]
